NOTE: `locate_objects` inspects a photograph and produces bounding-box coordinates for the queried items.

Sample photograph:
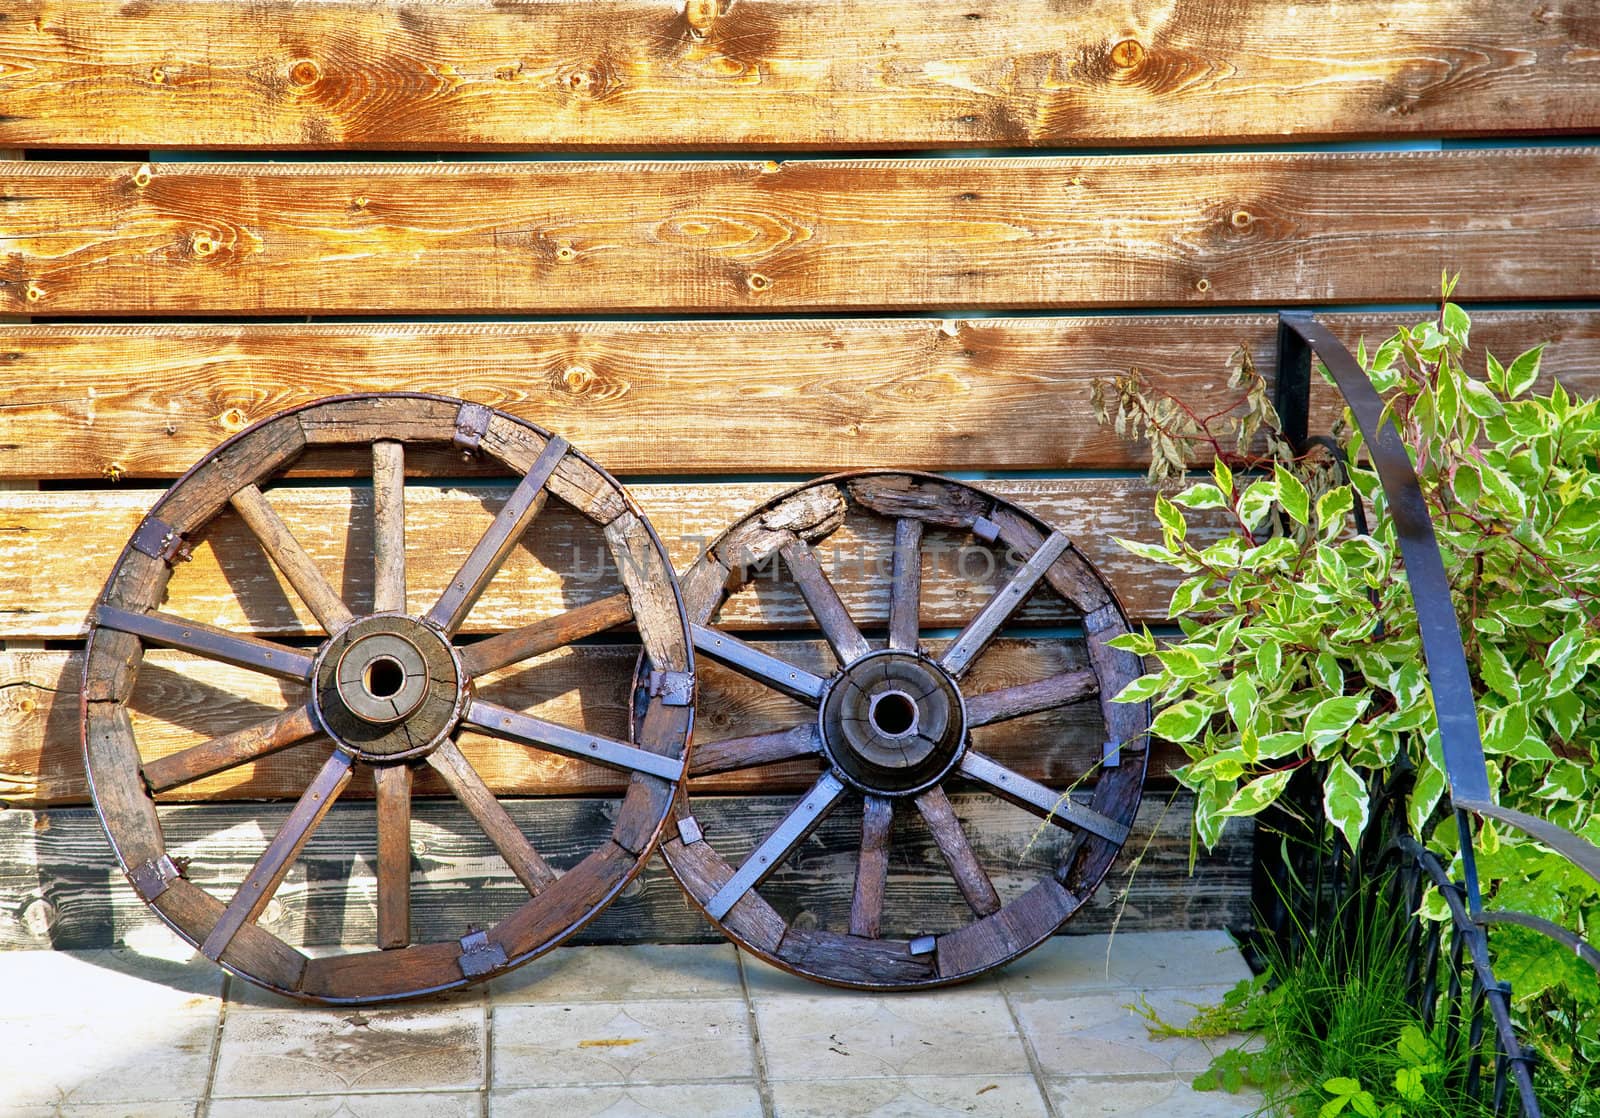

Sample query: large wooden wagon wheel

[652,472,1150,988]
[82,393,693,1003]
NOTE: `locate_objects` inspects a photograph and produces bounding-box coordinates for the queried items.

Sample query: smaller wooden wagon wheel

[82,393,693,1003]
[652,472,1150,988]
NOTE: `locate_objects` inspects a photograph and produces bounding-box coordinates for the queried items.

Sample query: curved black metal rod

[1276,314,1600,903]
[1478,909,1600,977]
[1393,836,1540,1118]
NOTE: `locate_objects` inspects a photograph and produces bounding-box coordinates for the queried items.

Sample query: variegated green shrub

[1095,282,1599,1081]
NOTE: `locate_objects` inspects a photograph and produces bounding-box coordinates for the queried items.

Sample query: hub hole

[364,656,406,698]
[870,691,917,737]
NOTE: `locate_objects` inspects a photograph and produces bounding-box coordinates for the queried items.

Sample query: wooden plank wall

[1,0,1597,953]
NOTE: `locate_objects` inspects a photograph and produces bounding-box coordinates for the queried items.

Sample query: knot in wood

[561,364,595,393]
[746,272,773,294]
[1110,38,1145,69]
[685,0,718,32]
[290,59,322,86]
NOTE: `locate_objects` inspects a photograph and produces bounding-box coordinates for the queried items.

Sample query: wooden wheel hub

[312,616,465,762]
[819,650,966,797]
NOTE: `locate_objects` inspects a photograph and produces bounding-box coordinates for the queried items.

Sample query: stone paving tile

[0,1007,218,1109]
[0,946,223,1017]
[208,1091,483,1117]
[488,942,742,1005]
[768,1074,1050,1117]
[490,1083,764,1116]
[998,931,1253,995]
[1011,985,1245,1078]
[751,987,1031,1082]
[1047,1074,1265,1115]
[211,1005,486,1097]
[492,999,753,1088]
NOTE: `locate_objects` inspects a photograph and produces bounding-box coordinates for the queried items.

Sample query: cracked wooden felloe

[655,472,1152,988]
[81,393,694,1004]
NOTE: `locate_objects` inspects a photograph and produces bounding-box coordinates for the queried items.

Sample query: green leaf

[1172,483,1229,510]
[1113,537,1183,566]
[1157,646,1208,680]
[1169,574,1210,618]
[1274,465,1310,525]
[1442,301,1470,346]
[1407,763,1447,837]
[1461,377,1504,418]
[1305,694,1370,750]
[1323,757,1370,852]
[1106,630,1157,655]
[1154,495,1186,542]
[1396,1024,1435,1066]
[1486,350,1508,394]
[1225,674,1259,733]
[1314,652,1343,695]
[1236,480,1278,529]
[1477,643,1521,701]
[1151,700,1212,743]
[1213,458,1234,498]
[1316,486,1353,535]
[1113,673,1165,704]
[1507,344,1545,397]
[1194,779,1229,850]
[1324,1078,1362,1098]
[1220,769,1292,817]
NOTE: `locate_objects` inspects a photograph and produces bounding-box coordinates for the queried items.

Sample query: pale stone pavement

[0,930,1263,1116]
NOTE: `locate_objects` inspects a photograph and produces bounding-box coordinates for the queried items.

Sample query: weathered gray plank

[0,792,1251,950]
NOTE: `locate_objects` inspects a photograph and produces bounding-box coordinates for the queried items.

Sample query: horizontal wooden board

[3,152,1598,314]
[1,311,1595,479]
[0,478,1203,640]
[1,2,1595,149]
[0,641,1181,807]
[0,793,1252,950]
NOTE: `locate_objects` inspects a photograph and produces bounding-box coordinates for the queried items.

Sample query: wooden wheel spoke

[142,704,321,793]
[690,723,822,777]
[887,518,923,652]
[231,483,355,632]
[372,440,407,614]
[374,764,412,949]
[96,606,314,682]
[425,435,569,635]
[780,538,870,665]
[915,785,1001,917]
[849,794,894,938]
[965,668,1099,728]
[958,751,1130,845]
[939,531,1070,678]
[705,771,847,920]
[461,591,633,678]
[427,738,558,896]
[691,624,828,703]
[199,748,354,961]
[464,698,684,782]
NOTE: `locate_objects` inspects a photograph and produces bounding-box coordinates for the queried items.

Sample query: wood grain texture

[0,640,1182,807]
[1,1,1596,150]
[3,152,1599,315]
[1,312,1593,480]
[0,479,1204,639]
[0,792,1253,950]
